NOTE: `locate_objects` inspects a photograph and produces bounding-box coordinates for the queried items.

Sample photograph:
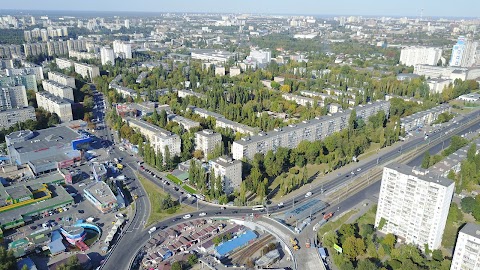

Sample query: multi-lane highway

[97,104,480,270]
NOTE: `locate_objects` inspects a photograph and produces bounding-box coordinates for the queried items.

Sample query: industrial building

[375,163,454,250]
[6,126,90,175]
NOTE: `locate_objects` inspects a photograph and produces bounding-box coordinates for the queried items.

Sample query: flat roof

[190,107,258,134]
[8,126,82,154]
[48,71,74,79]
[84,181,117,204]
[196,129,220,137]
[6,185,32,200]
[460,223,480,239]
[125,117,178,138]
[212,156,241,167]
[36,91,71,104]
[385,162,454,188]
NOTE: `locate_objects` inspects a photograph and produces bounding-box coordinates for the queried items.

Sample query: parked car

[305,192,312,198]
[199,212,207,217]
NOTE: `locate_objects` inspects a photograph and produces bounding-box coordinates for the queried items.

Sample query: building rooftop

[48,71,74,80]
[212,156,241,167]
[385,162,454,188]
[7,126,82,154]
[36,91,71,105]
[6,185,33,201]
[84,181,117,205]
[196,129,219,137]
[460,223,480,239]
[125,117,177,138]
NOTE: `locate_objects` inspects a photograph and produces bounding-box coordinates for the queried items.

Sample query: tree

[447,202,463,223]
[0,247,16,270]
[47,113,60,126]
[187,254,198,266]
[357,259,377,270]
[432,249,444,261]
[159,109,167,127]
[421,151,431,168]
[360,224,374,239]
[57,255,82,270]
[382,233,396,250]
[343,236,360,259]
[171,261,183,270]
[461,197,477,214]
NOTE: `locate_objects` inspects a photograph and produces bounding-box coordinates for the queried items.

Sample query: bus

[252,205,265,211]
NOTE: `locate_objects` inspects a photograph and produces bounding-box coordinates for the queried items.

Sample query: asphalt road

[99,107,480,270]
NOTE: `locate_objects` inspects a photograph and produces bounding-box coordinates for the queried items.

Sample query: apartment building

[300,90,338,101]
[74,62,100,79]
[177,89,206,99]
[48,71,76,89]
[451,223,480,270]
[167,114,200,130]
[210,156,242,195]
[110,83,136,98]
[0,106,36,128]
[375,163,454,250]
[36,91,73,122]
[56,58,74,70]
[23,41,69,57]
[42,80,75,102]
[430,138,480,177]
[6,66,44,81]
[0,74,37,92]
[113,40,132,59]
[400,46,442,66]
[282,93,319,107]
[195,129,222,157]
[66,39,87,52]
[0,44,21,58]
[190,49,236,64]
[232,101,390,160]
[189,106,258,136]
[400,103,450,132]
[450,36,478,68]
[124,117,181,158]
[0,85,28,110]
[248,49,271,65]
[100,47,115,65]
[68,50,99,60]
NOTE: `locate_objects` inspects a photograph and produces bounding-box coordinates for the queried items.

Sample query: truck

[290,238,300,251]
[313,212,334,231]
[117,163,124,170]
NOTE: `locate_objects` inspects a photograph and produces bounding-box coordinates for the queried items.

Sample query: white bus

[252,205,265,211]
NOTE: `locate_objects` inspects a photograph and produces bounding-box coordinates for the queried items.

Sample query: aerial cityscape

[1,1,480,270]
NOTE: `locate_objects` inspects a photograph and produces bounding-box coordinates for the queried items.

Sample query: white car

[79,183,86,187]
[305,192,312,198]
[277,202,284,208]
[357,168,361,172]
[199,212,207,217]
[183,214,192,219]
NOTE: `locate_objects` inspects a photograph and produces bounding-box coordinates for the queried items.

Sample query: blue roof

[51,230,63,242]
[215,230,257,257]
[49,231,65,254]
[17,257,38,270]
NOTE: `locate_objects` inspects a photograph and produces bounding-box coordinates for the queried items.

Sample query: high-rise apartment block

[47,71,76,89]
[124,117,181,158]
[0,74,37,92]
[400,46,442,67]
[6,66,44,81]
[55,58,74,70]
[0,86,28,110]
[232,101,390,160]
[247,49,272,64]
[195,129,222,158]
[73,62,100,79]
[100,47,115,65]
[450,36,478,68]
[113,40,132,59]
[0,107,36,128]
[42,80,75,103]
[375,163,454,250]
[35,91,73,122]
[451,223,480,270]
[0,44,21,58]
[210,156,242,195]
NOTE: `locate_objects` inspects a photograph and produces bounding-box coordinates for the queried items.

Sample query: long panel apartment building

[0,85,28,110]
[400,46,442,66]
[400,103,450,132]
[124,117,181,158]
[0,74,37,92]
[74,62,100,79]
[374,163,454,250]
[47,71,76,89]
[42,80,74,102]
[188,106,257,136]
[0,106,36,128]
[232,100,390,160]
[451,223,480,270]
[35,91,73,122]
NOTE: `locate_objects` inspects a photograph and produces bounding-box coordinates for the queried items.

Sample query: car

[351,171,355,175]
[220,206,226,210]
[199,212,207,217]
[232,210,238,214]
[78,210,84,214]
[305,192,312,198]
[186,194,192,198]
[357,168,361,172]
[174,187,179,191]
[29,225,37,230]
[89,176,94,180]
[277,202,284,208]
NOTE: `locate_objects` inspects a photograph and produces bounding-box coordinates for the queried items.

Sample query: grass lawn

[355,204,377,226]
[358,142,381,160]
[317,209,358,238]
[167,174,183,185]
[442,220,465,248]
[182,184,196,194]
[138,175,194,227]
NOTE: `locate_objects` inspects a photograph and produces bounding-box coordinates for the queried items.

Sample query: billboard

[333,244,343,253]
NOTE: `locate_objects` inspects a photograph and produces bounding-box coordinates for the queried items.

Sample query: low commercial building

[195,129,222,157]
[47,71,76,89]
[210,156,242,195]
[400,103,450,132]
[74,62,100,79]
[189,106,258,136]
[35,91,73,122]
[230,67,241,77]
[92,163,107,182]
[42,80,74,102]
[6,126,90,174]
[232,101,390,160]
[0,107,36,129]
[458,93,480,102]
[124,117,181,158]
[451,223,480,270]
[84,181,118,213]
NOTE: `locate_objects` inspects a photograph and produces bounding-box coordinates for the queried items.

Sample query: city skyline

[1,0,480,18]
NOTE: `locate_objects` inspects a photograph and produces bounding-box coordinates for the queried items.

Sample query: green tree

[447,202,463,223]
[461,197,477,213]
[187,254,198,266]
[343,236,360,259]
[432,249,444,261]
[57,255,82,270]
[357,259,377,270]
[171,261,183,270]
[159,109,167,127]
[382,233,396,250]
[0,247,16,270]
[421,151,431,169]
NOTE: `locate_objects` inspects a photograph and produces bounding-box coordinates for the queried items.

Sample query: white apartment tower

[113,40,132,59]
[450,36,478,68]
[451,223,480,270]
[195,129,222,158]
[375,163,454,250]
[100,47,115,65]
[210,156,242,195]
[400,46,443,67]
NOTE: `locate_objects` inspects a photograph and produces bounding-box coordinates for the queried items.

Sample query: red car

[139,165,144,171]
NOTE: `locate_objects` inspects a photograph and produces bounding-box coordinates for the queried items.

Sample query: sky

[2,0,480,18]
